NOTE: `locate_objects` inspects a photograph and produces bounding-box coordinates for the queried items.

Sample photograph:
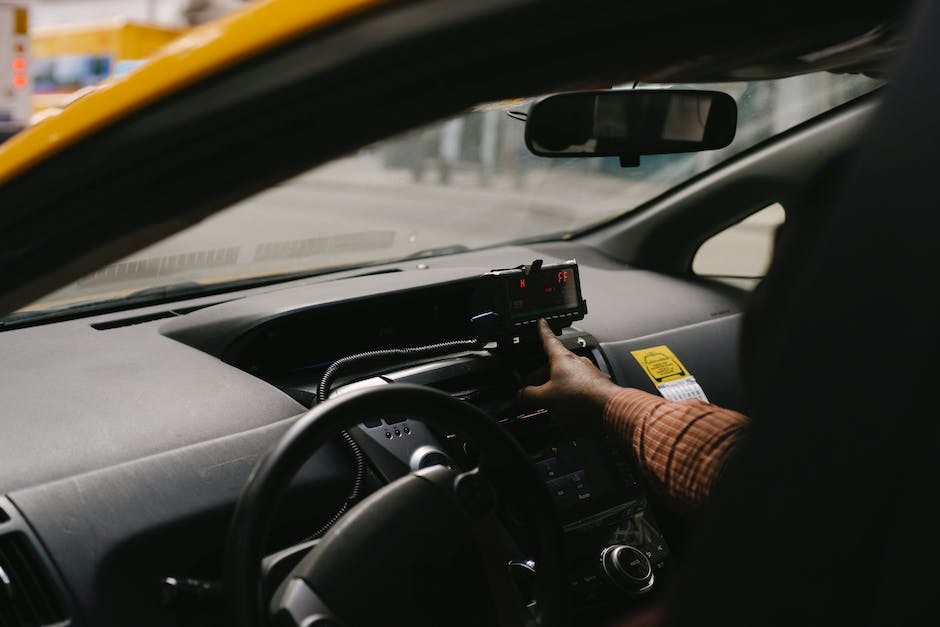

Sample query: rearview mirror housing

[525,89,737,164]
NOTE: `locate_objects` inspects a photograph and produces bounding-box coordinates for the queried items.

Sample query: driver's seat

[668,1,940,625]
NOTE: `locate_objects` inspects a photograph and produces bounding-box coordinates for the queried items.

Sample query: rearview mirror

[525,90,737,165]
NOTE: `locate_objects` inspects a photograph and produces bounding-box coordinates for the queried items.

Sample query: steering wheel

[224,383,565,627]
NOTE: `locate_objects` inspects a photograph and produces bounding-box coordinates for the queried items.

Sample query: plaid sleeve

[602,388,749,511]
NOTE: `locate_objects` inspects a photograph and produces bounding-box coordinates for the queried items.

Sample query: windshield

[20,72,879,314]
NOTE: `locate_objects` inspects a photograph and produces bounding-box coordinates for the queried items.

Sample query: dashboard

[0,242,748,627]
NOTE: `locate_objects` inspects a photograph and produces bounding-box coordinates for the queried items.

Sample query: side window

[692,203,785,290]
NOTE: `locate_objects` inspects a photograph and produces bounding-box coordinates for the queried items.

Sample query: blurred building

[24,0,249,27]
[22,0,250,122]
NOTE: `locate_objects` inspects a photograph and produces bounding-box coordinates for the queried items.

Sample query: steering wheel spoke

[468,513,540,627]
[273,578,341,627]
[448,467,539,626]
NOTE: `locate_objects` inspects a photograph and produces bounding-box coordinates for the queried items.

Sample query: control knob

[600,545,654,594]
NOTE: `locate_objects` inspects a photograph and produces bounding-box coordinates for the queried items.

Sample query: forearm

[602,388,749,512]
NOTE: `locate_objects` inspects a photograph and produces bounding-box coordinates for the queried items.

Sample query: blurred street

[54,151,674,301]
[43,142,789,308]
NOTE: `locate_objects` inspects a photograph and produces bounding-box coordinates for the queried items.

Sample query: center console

[330,329,670,616]
[273,260,672,616]
[509,408,670,608]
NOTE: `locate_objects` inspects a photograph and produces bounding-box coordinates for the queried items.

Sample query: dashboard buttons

[600,545,654,594]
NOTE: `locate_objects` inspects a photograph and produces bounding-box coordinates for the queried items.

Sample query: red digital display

[507,264,580,321]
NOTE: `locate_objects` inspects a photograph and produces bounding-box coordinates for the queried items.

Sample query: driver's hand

[519,319,622,420]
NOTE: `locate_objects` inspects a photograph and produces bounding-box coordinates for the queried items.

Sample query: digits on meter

[471,259,588,343]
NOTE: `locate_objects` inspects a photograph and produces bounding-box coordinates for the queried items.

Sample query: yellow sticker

[630,345,690,385]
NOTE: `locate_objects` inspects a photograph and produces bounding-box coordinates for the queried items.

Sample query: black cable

[310,337,483,537]
[308,430,363,539]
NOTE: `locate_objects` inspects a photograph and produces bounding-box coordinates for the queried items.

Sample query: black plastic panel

[159,244,745,363]
[9,421,349,627]
[600,314,746,412]
[0,318,304,494]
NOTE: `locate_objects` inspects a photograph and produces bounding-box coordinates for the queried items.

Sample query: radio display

[532,436,620,516]
[507,265,580,321]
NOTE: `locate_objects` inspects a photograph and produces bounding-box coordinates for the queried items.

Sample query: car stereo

[471,259,588,342]
[502,407,671,611]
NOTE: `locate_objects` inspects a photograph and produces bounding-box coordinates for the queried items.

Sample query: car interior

[0,1,929,626]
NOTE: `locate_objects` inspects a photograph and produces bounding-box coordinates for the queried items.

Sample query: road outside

[39,146,680,307]
[34,133,778,308]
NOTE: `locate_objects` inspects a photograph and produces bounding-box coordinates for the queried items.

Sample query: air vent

[91,302,218,330]
[0,532,67,626]
[90,310,178,330]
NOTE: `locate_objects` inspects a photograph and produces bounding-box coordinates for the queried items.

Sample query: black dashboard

[0,242,748,627]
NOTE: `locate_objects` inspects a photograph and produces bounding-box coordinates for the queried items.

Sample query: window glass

[693,203,786,289]
[24,73,878,312]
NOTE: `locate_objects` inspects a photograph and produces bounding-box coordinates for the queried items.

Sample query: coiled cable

[310,337,483,537]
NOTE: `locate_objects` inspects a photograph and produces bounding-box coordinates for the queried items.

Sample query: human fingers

[519,380,551,408]
[520,363,550,387]
[537,319,570,360]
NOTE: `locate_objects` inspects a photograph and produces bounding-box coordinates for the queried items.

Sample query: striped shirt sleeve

[602,388,749,512]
